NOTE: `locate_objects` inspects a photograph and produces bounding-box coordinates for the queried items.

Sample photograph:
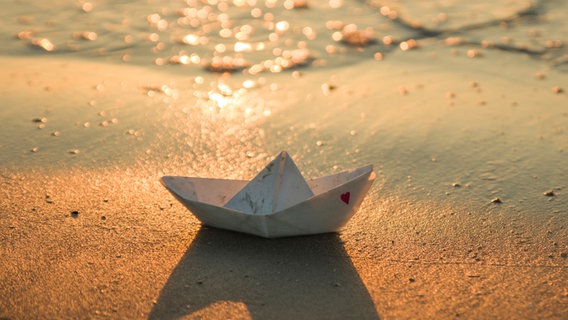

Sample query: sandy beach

[1,0,567,319]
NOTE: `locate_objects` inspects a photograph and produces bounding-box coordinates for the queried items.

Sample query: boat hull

[162,165,375,238]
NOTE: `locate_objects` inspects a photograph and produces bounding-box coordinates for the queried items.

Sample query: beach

[1,0,567,319]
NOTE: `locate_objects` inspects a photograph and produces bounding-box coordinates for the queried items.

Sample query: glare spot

[380,6,398,19]
[325,45,337,54]
[329,0,343,9]
[400,39,418,51]
[31,38,55,52]
[337,24,375,47]
[156,19,168,31]
[275,21,290,33]
[147,14,161,24]
[284,0,309,9]
[182,34,200,45]
[81,32,97,41]
[215,43,227,53]
[234,42,253,52]
[81,2,94,13]
[243,80,258,88]
[326,20,343,30]
[302,27,316,40]
[251,8,262,18]
[169,55,191,65]
[331,31,342,42]
[219,28,232,38]
[146,33,159,42]
[206,56,250,73]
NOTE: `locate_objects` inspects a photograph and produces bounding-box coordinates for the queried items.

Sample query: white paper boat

[161,151,375,238]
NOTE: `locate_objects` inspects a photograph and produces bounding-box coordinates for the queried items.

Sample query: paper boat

[161,151,375,238]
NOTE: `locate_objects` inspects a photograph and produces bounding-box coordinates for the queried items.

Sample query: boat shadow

[149,227,380,319]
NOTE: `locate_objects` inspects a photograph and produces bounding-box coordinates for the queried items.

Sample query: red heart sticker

[340,192,350,205]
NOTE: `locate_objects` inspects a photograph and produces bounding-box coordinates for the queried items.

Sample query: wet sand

[1,52,567,319]
[1,0,568,319]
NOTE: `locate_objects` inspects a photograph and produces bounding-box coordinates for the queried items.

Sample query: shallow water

[2,0,567,70]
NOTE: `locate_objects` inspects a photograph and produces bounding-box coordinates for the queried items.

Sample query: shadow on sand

[149,227,379,319]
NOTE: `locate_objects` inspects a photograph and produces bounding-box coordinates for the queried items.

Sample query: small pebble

[543,190,555,197]
[71,210,79,217]
[467,49,482,58]
[321,83,337,95]
[32,117,47,123]
[491,197,502,204]
[552,86,564,94]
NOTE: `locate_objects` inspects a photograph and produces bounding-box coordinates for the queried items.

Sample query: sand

[1,0,568,319]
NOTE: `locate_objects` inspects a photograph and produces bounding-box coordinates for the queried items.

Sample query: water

[2,0,566,71]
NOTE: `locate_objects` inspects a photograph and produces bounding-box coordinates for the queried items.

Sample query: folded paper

[161,151,375,238]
